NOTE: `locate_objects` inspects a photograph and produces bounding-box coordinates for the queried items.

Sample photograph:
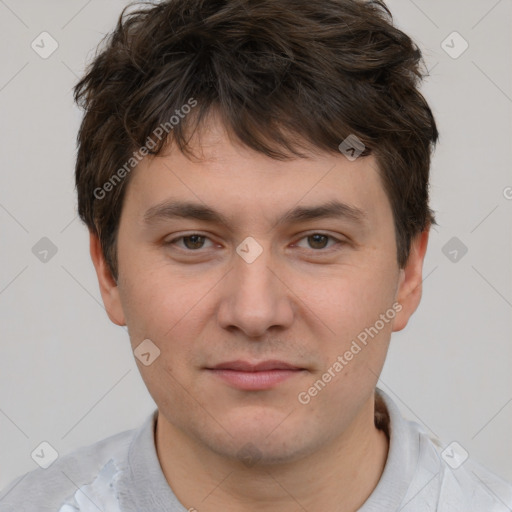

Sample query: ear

[392,227,430,332]
[89,231,126,326]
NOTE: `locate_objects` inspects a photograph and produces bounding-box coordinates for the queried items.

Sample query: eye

[293,233,344,251]
[165,233,215,251]
[164,232,346,254]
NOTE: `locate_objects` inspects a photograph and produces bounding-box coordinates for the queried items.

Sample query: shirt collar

[116,409,187,512]
[358,387,422,511]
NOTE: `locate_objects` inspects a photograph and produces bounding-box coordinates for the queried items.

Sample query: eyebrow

[142,199,368,229]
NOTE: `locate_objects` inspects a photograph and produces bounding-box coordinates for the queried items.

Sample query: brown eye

[165,234,214,251]
[294,233,343,251]
[182,235,206,250]
[307,234,330,249]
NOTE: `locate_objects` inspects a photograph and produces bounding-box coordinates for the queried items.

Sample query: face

[91,116,428,465]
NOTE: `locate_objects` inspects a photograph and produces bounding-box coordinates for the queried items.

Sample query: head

[76,0,437,465]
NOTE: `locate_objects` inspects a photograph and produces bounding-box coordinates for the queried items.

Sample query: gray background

[0,0,511,490]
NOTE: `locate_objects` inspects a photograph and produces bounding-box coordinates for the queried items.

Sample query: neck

[155,393,389,512]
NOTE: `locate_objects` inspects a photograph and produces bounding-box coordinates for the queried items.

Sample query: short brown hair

[74,0,438,280]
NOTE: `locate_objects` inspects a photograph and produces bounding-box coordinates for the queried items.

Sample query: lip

[206,360,306,390]
[210,360,303,371]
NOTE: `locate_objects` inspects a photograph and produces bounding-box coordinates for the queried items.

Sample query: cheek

[117,263,224,391]
[118,253,206,335]
[117,270,207,407]
[299,262,397,338]
[292,257,399,387]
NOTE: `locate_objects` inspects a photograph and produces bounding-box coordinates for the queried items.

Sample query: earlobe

[392,228,430,332]
[89,231,126,326]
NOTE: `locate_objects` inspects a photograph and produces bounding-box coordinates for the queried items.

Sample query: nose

[216,243,295,339]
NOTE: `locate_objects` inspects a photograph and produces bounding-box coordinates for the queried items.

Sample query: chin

[203,412,323,467]
[216,434,315,467]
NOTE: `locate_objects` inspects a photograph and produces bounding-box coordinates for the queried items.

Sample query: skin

[90,114,429,512]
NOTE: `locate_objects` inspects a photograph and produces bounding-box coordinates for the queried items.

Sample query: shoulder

[409,422,512,511]
[0,425,137,512]
[376,388,512,512]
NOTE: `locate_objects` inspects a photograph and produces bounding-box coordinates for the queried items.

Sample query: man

[1,0,511,510]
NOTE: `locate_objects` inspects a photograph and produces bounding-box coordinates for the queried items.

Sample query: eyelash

[165,232,346,253]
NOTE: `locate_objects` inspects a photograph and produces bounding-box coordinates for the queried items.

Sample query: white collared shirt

[1,388,511,511]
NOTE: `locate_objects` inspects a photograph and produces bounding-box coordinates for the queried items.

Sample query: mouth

[205,360,307,391]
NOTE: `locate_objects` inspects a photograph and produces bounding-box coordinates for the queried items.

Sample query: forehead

[122,117,390,232]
